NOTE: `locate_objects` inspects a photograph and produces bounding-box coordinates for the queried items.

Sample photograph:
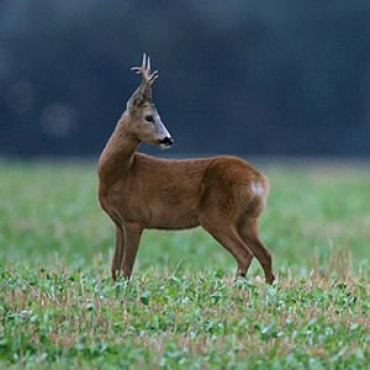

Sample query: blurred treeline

[1,1,370,157]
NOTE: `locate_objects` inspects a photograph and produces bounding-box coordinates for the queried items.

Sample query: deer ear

[127,88,145,111]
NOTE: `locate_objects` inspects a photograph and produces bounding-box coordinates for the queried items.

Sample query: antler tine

[130,66,142,74]
[145,55,159,84]
[131,53,153,81]
[142,52,146,70]
[149,69,159,83]
[147,56,151,75]
[130,53,145,74]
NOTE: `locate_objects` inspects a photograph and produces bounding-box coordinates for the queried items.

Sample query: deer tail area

[247,178,269,216]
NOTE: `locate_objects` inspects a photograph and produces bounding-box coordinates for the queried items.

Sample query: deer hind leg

[121,223,143,279]
[199,214,254,278]
[111,224,125,280]
[238,216,275,284]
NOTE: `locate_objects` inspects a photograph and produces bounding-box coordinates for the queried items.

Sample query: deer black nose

[159,136,174,146]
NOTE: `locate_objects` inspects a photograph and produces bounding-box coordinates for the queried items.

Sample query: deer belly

[146,204,199,230]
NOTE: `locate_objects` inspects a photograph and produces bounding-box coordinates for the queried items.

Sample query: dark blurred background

[1,1,370,158]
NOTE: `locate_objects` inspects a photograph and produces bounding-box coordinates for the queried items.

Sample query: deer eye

[145,115,154,123]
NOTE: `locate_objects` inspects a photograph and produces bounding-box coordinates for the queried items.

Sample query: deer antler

[127,53,158,109]
[131,53,158,86]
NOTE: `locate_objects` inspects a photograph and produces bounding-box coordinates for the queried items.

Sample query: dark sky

[1,1,370,157]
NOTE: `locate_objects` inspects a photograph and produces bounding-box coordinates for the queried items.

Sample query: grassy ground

[0,159,369,369]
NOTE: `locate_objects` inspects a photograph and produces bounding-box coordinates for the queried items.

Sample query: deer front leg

[121,223,143,279]
[111,224,125,280]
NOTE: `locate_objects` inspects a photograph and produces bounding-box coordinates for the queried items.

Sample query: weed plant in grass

[0,160,369,369]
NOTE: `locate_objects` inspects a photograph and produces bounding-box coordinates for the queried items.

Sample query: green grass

[0,160,369,369]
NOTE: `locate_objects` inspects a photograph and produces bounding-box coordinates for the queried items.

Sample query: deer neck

[98,114,139,186]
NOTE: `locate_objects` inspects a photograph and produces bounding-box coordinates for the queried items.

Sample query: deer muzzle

[158,136,174,148]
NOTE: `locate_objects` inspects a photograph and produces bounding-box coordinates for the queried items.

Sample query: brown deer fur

[98,55,275,283]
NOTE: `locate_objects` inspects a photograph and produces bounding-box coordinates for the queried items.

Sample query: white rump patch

[251,181,265,197]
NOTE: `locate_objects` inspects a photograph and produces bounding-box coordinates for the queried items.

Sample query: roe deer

[98,54,275,284]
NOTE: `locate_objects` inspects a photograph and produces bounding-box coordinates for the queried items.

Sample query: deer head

[126,54,174,149]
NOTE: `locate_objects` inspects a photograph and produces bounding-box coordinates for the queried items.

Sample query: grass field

[0,159,369,369]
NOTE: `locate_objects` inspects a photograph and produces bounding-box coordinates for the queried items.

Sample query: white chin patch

[159,143,171,150]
